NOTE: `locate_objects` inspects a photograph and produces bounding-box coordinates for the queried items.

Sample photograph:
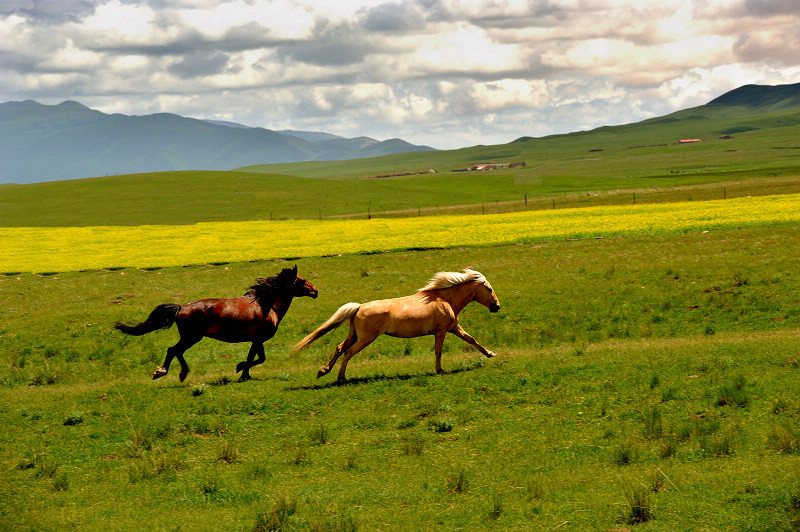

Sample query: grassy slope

[2,225,800,530]
[2,105,800,226]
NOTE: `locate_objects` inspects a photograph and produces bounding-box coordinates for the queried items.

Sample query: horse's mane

[418,269,486,292]
[245,267,297,303]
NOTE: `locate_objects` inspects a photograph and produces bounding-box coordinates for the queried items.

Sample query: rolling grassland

[1,223,799,530]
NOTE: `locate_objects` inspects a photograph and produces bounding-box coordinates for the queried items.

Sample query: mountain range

[2,82,800,185]
[0,101,435,184]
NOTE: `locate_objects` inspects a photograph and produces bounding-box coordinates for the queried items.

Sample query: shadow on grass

[287,363,483,391]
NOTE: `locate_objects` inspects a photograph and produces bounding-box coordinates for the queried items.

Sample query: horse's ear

[292,265,298,277]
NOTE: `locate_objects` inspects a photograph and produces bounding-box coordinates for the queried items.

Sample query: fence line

[265,179,800,221]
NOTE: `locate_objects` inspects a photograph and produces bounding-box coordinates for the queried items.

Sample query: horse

[293,269,500,383]
[115,266,318,382]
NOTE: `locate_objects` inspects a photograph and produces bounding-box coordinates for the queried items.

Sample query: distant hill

[0,101,435,184]
[513,82,800,143]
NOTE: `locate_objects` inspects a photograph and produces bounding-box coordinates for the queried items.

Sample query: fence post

[525,193,528,206]
[368,206,371,220]
[552,199,556,209]
[633,192,636,205]
[724,187,727,200]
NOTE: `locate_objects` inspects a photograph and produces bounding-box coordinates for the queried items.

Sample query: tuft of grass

[34,455,59,479]
[717,375,750,408]
[63,411,84,426]
[643,407,663,440]
[661,386,678,402]
[52,472,69,492]
[218,440,240,464]
[199,475,221,499]
[308,512,358,532]
[401,435,426,456]
[769,425,800,454]
[446,469,470,494]
[488,491,503,520]
[430,418,455,433]
[254,492,296,532]
[309,423,329,445]
[125,429,153,458]
[614,440,638,466]
[624,486,655,524]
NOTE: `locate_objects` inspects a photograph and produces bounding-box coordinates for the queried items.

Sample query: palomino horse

[294,269,500,382]
[115,266,318,381]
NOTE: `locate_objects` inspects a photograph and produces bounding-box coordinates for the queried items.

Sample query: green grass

[2,224,800,529]
[2,113,800,226]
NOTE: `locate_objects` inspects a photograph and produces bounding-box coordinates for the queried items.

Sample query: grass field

[2,223,800,530]
[2,96,800,530]
[2,116,799,227]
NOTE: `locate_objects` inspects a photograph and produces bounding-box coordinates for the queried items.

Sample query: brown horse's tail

[293,302,360,351]
[114,303,181,336]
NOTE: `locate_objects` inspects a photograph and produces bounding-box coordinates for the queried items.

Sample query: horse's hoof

[485,351,497,358]
[317,367,329,378]
[239,373,251,382]
[152,367,168,380]
[235,362,246,373]
[179,369,190,382]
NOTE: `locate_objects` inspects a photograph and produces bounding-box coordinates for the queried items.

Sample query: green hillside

[2,83,800,227]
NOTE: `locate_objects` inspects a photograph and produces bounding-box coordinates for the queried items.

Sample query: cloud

[1,0,799,150]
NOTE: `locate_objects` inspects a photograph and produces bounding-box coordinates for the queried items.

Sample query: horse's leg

[434,331,447,374]
[154,336,200,381]
[317,322,357,378]
[336,333,379,383]
[449,324,497,358]
[238,342,265,381]
[236,342,258,377]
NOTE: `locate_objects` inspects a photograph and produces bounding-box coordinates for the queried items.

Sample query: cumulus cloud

[0,0,799,149]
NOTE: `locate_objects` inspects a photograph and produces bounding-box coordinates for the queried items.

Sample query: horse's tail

[114,303,181,336]
[293,302,360,351]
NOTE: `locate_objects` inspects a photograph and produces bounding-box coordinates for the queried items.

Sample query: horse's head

[283,266,318,299]
[294,274,318,299]
[474,278,500,313]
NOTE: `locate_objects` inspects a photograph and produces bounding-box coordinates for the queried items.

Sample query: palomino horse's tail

[293,302,360,351]
[114,303,181,336]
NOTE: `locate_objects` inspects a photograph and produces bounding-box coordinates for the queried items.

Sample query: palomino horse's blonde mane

[418,269,486,292]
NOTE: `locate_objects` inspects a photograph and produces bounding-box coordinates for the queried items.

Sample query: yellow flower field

[2,194,799,273]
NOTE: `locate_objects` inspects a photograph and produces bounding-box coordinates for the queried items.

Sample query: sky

[1,0,799,150]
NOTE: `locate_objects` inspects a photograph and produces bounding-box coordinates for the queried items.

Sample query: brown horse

[294,269,500,382]
[115,266,318,381]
